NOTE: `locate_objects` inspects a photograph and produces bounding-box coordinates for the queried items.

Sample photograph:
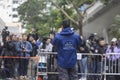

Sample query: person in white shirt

[38,38,53,76]
[39,38,53,52]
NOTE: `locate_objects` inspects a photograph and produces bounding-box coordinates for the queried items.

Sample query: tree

[48,8,74,29]
[18,0,50,36]
[19,0,49,25]
[108,15,120,38]
[18,0,108,36]
[48,0,97,35]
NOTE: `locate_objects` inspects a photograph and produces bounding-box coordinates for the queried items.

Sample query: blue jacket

[52,27,82,68]
[16,41,33,57]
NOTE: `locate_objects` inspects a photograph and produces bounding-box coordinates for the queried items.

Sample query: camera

[1,26,10,42]
[88,33,99,43]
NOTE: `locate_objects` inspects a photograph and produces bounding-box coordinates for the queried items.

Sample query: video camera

[1,26,10,42]
[88,33,99,43]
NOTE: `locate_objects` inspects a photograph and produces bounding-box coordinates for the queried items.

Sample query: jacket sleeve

[106,46,114,60]
[26,42,33,53]
[106,47,110,58]
[47,44,53,52]
[51,35,59,47]
[39,43,43,49]
[16,42,23,52]
[34,43,38,50]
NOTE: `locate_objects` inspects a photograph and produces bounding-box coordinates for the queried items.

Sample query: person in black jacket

[11,35,20,78]
[94,37,107,80]
[0,42,3,56]
[1,36,16,78]
[29,36,38,57]
[27,28,38,41]
[78,40,90,80]
[0,42,3,67]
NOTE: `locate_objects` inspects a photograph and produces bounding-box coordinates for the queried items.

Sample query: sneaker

[15,77,19,80]
[20,76,24,80]
[79,78,86,80]
[24,76,29,80]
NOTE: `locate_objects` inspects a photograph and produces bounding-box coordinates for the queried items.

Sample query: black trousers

[18,58,29,76]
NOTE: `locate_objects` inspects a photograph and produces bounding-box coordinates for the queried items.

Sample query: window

[13,14,18,18]
[12,8,17,11]
[13,0,18,4]
[9,14,11,16]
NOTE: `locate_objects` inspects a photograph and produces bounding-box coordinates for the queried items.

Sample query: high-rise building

[0,0,27,34]
[0,0,27,23]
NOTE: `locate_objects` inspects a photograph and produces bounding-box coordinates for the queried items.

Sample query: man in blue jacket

[52,19,82,80]
[16,34,32,79]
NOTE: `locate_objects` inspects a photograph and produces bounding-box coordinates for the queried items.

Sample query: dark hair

[42,37,48,49]
[22,34,27,37]
[50,31,55,35]
[98,37,104,42]
[62,19,70,28]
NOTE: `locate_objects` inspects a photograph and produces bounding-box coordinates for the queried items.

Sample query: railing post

[104,54,106,80]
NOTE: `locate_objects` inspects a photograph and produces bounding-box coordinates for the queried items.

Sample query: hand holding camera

[23,48,27,52]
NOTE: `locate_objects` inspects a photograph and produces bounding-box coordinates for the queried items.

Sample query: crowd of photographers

[0,26,120,80]
[0,27,39,80]
[78,33,120,80]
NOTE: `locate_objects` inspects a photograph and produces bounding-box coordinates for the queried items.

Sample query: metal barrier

[0,52,120,80]
[36,52,120,80]
[0,56,37,80]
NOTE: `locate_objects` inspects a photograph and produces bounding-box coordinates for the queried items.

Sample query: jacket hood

[60,27,74,36]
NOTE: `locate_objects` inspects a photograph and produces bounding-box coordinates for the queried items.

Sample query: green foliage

[108,15,120,38]
[18,0,46,23]
[18,0,97,36]
[48,8,74,28]
[18,0,50,36]
[101,0,112,4]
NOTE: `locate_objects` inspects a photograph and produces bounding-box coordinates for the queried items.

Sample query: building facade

[0,0,27,34]
[0,0,27,23]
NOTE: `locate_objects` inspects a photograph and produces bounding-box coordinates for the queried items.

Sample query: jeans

[57,65,78,80]
[78,57,88,79]
[88,61,104,80]
[15,63,19,77]
[96,62,104,80]
[18,59,29,76]
[18,53,29,76]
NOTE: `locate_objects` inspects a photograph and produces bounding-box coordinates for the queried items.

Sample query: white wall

[83,3,120,42]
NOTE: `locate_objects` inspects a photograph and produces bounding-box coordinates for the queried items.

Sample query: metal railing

[0,52,120,80]
[36,52,120,80]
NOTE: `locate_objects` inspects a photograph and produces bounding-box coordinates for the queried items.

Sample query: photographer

[78,40,90,80]
[27,28,38,41]
[1,36,15,79]
[16,34,32,79]
[28,36,38,57]
[86,33,99,53]
[1,26,10,43]
[94,37,107,80]
[106,38,120,80]
[87,33,99,80]
[0,42,3,56]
